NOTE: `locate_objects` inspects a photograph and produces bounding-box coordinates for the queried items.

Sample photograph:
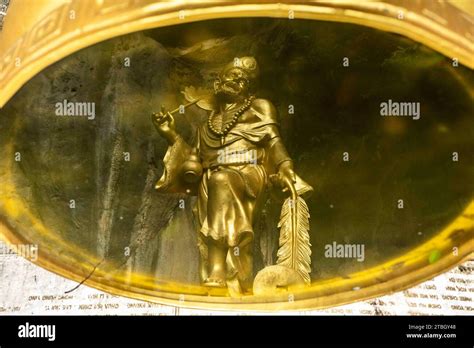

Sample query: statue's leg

[204,169,247,287]
[227,233,254,293]
[204,238,227,287]
[203,165,266,292]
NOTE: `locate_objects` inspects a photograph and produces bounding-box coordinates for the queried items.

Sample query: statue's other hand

[152,106,177,144]
[271,161,297,196]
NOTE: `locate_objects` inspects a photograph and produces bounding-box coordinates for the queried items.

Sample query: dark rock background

[0,18,473,286]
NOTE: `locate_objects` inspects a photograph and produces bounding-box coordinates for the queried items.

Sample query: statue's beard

[215,80,245,101]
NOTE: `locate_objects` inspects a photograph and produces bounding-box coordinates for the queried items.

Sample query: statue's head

[214,56,259,101]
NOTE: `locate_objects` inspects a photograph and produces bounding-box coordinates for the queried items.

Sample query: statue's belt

[206,161,263,171]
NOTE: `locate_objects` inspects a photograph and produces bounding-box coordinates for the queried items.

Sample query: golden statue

[152,57,313,295]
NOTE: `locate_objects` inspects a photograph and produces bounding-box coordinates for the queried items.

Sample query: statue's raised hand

[152,105,178,144]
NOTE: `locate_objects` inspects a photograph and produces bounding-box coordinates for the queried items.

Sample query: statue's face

[214,67,250,100]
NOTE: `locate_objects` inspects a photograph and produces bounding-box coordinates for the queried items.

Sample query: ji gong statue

[152,57,313,295]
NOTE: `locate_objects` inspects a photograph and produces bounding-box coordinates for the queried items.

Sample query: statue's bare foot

[204,270,226,288]
[204,278,226,288]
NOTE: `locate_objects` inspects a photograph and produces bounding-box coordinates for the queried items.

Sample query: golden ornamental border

[0,0,473,109]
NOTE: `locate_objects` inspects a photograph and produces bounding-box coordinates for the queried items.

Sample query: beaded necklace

[208,95,255,145]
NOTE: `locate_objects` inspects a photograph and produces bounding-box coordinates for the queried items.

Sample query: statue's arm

[252,99,296,189]
[152,107,197,194]
[251,99,293,169]
[152,106,181,145]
